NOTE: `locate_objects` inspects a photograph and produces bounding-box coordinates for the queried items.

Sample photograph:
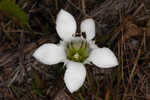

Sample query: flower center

[65,38,91,62]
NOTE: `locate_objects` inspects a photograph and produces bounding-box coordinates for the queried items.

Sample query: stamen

[74,53,79,59]
[65,38,91,62]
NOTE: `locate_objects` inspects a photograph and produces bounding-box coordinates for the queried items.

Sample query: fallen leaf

[120,16,143,44]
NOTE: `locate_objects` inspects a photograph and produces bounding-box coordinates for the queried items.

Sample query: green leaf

[0,0,28,27]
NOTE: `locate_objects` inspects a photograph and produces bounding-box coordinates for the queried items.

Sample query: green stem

[78,92,84,100]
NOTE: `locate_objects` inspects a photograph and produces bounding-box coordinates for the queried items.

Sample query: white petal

[80,18,95,40]
[88,47,118,68]
[33,43,66,65]
[64,61,86,93]
[56,9,77,41]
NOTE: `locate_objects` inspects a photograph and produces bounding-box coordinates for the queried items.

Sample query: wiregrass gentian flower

[33,9,118,93]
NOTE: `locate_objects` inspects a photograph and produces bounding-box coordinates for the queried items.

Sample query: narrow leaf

[0,0,28,27]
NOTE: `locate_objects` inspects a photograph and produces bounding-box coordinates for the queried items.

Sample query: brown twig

[19,31,27,74]
[81,0,86,16]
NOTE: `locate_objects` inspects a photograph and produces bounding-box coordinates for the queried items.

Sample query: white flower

[33,9,118,93]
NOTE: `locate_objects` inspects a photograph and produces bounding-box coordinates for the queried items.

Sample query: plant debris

[0,0,150,100]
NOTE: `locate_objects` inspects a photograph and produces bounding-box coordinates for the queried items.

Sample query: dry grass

[0,0,150,100]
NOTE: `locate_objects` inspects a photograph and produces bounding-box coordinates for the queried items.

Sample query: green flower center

[65,38,91,62]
